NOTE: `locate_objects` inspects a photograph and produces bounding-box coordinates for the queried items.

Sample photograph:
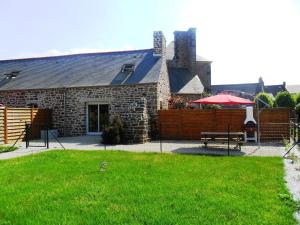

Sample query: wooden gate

[0,108,52,144]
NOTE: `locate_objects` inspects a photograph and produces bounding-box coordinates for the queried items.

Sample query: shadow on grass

[172,145,245,157]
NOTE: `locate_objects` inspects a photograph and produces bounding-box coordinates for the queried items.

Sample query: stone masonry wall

[0,83,158,143]
[157,59,171,110]
[153,30,171,110]
[153,31,166,56]
[172,28,196,70]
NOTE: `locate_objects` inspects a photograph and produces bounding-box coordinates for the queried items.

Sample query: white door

[86,104,109,135]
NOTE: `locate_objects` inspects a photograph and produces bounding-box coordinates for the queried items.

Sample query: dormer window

[5,70,20,79]
[121,64,135,73]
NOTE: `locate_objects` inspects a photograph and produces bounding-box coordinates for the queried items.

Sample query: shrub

[202,104,222,109]
[168,96,187,109]
[274,91,295,108]
[102,126,120,145]
[168,93,211,109]
[102,116,126,145]
[295,93,300,105]
[295,103,300,115]
[112,116,126,143]
[254,92,274,108]
[0,145,18,153]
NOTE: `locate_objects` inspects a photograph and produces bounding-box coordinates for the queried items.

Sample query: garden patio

[0,135,286,160]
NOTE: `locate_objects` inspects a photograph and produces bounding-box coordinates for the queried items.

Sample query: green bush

[102,116,125,145]
[295,103,300,114]
[294,93,300,105]
[202,104,222,109]
[274,91,295,108]
[254,92,274,108]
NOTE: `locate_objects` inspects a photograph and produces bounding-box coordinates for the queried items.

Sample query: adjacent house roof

[286,85,300,94]
[264,85,285,96]
[0,49,162,90]
[211,83,260,96]
[168,68,204,93]
[211,82,285,97]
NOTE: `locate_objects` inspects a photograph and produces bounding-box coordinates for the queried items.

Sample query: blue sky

[0,0,300,85]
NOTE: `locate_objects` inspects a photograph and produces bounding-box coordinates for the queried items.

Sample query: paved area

[283,144,300,223]
[0,135,285,160]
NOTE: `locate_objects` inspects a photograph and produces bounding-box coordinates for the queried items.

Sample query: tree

[274,91,295,108]
[254,92,274,108]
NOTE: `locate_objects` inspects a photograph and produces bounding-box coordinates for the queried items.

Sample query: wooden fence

[158,108,290,141]
[0,108,52,144]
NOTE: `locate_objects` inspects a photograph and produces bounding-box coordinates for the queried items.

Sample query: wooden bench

[201,132,244,150]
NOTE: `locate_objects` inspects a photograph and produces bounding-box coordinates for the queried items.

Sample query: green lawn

[0,151,297,225]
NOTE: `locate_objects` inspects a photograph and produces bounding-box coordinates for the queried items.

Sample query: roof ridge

[0,48,153,63]
[212,83,259,86]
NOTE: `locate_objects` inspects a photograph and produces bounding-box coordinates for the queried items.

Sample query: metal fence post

[297,123,300,143]
[46,125,49,149]
[25,122,29,148]
[160,122,162,153]
[227,124,230,156]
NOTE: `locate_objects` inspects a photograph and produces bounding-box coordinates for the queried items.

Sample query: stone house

[0,28,211,143]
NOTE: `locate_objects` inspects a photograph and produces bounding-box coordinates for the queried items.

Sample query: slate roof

[286,85,300,94]
[0,49,162,90]
[211,83,260,96]
[212,83,285,97]
[168,68,204,93]
[264,85,285,96]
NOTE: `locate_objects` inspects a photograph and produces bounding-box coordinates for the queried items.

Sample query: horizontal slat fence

[0,108,51,144]
[158,108,290,141]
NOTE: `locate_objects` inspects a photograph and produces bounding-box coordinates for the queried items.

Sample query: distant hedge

[274,91,295,108]
[254,92,274,108]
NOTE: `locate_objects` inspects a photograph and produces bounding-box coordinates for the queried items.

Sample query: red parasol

[193,94,254,105]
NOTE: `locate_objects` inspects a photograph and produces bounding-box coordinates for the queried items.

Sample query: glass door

[87,104,109,134]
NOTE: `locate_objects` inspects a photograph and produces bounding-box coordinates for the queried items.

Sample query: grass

[0,145,18,153]
[0,150,297,225]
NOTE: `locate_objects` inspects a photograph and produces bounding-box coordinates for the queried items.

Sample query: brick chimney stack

[153,31,166,56]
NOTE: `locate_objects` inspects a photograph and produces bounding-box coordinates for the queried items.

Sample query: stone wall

[0,83,158,143]
[172,28,196,70]
[157,59,171,110]
[153,30,170,110]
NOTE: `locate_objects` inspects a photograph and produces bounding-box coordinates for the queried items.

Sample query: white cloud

[178,0,300,85]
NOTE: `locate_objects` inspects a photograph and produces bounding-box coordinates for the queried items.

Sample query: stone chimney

[153,31,166,56]
[283,81,286,89]
[258,76,264,92]
[173,28,196,69]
